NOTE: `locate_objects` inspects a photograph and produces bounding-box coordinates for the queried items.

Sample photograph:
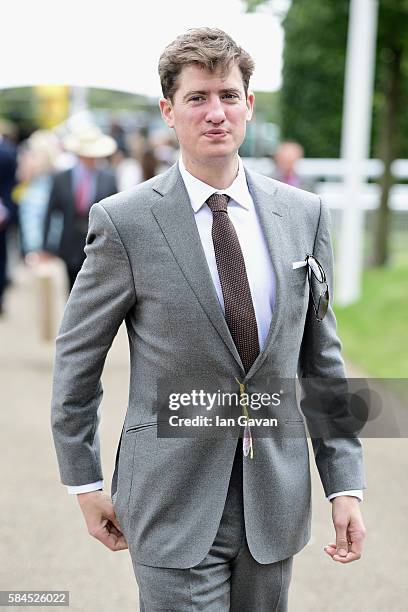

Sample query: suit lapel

[150,165,243,369]
[243,169,288,379]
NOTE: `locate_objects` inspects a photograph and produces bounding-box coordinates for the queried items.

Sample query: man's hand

[324,496,366,563]
[77,490,128,551]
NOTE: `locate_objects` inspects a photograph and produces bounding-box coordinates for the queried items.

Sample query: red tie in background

[75,170,92,216]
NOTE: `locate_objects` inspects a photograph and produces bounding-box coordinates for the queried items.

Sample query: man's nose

[205,97,226,123]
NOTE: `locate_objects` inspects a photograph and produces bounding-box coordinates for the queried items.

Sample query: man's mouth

[204,129,229,138]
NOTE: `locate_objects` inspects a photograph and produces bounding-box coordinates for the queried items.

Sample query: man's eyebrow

[182,88,242,101]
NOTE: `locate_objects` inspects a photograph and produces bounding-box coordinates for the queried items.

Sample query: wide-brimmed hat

[63,124,117,158]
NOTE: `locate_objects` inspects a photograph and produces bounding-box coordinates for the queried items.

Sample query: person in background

[140,146,159,181]
[273,140,315,192]
[149,130,178,173]
[17,130,60,257]
[110,144,142,192]
[109,123,142,191]
[42,125,117,291]
[0,129,17,315]
[109,121,127,153]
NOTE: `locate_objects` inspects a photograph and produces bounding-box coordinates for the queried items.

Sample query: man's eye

[223,93,239,99]
[190,96,204,102]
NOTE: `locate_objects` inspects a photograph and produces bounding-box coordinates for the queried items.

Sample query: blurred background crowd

[0,114,179,297]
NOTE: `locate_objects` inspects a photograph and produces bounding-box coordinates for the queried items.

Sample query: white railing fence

[243,158,408,211]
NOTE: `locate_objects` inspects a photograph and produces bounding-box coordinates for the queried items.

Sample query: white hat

[63,124,117,158]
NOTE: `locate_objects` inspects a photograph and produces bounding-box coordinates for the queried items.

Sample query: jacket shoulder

[92,170,170,240]
[97,171,164,214]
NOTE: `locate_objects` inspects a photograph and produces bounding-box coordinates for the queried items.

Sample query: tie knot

[206,193,230,213]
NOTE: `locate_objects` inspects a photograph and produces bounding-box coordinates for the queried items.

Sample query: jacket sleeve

[50,201,136,486]
[297,199,367,497]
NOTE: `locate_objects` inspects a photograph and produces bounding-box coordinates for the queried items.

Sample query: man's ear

[246,91,255,122]
[159,97,174,128]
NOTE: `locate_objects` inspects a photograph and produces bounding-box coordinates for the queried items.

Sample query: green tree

[280,0,349,158]
[244,0,408,265]
[0,88,39,140]
[371,0,408,264]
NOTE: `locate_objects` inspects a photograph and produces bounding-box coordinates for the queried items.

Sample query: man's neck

[182,154,239,190]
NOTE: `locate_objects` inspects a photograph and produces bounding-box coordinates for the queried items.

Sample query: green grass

[334,262,408,378]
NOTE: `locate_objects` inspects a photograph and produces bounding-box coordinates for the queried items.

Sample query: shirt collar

[178,154,251,213]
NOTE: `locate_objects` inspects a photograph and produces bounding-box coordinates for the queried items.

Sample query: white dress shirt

[68,155,362,502]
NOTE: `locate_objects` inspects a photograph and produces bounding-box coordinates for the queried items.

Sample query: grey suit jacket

[51,162,366,568]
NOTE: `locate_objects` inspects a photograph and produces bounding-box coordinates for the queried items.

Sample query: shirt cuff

[66,480,104,495]
[327,489,363,502]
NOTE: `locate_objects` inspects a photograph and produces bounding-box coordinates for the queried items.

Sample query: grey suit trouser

[132,441,294,611]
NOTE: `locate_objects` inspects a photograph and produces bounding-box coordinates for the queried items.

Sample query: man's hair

[158,27,255,101]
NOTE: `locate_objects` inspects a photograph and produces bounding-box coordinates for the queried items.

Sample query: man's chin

[198,145,237,162]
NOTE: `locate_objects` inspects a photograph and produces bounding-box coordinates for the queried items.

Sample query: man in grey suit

[51,28,366,611]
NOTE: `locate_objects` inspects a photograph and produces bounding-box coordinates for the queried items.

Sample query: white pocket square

[292,260,307,269]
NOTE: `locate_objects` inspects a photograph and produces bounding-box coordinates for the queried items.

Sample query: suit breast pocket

[285,266,310,323]
[288,268,309,312]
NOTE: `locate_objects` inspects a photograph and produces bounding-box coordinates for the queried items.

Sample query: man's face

[160,62,254,166]
[78,155,98,170]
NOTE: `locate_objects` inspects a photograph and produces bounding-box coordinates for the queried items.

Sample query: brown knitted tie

[206,193,260,373]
